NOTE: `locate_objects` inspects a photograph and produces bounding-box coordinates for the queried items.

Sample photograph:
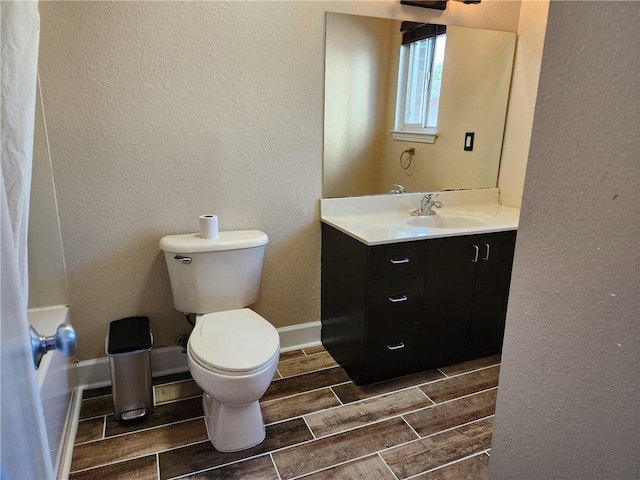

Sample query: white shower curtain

[0,1,53,478]
[1,0,38,294]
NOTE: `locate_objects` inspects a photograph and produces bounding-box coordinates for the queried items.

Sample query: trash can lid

[107,316,152,355]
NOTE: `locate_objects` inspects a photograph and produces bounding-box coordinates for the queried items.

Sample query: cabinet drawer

[365,322,421,378]
[367,275,424,329]
[368,242,426,279]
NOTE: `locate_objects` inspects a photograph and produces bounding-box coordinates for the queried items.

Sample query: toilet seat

[188,308,279,375]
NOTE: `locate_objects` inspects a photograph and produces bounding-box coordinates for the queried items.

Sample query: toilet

[159,230,279,452]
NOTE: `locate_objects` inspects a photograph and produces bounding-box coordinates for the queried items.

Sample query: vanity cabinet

[321,223,516,384]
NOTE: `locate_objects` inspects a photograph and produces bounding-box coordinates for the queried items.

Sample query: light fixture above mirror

[400,0,482,10]
[401,1,448,10]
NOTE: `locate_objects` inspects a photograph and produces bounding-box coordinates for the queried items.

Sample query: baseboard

[74,321,322,389]
[278,320,322,352]
[57,387,83,480]
[73,346,186,389]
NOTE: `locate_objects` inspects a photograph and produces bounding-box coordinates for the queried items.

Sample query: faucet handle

[422,192,438,203]
[390,184,405,194]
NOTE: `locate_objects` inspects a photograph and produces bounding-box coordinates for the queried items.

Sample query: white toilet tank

[159,230,268,314]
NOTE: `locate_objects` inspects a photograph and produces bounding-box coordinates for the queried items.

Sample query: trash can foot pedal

[120,408,148,421]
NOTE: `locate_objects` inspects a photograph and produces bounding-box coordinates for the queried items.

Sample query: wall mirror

[323,12,516,198]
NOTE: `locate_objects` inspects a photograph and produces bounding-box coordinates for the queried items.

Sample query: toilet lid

[189,308,279,373]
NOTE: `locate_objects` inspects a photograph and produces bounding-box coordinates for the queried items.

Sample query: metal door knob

[30,323,77,369]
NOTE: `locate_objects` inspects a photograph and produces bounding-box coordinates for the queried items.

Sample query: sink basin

[407,214,485,229]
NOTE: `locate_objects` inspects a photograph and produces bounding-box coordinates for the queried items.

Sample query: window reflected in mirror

[396,23,446,135]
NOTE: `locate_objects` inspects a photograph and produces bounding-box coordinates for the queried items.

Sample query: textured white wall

[37,0,522,360]
[38,1,326,359]
[490,2,640,478]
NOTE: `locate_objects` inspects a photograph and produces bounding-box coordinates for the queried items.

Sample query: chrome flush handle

[174,255,192,265]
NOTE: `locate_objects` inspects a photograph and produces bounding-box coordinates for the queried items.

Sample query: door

[422,235,479,367]
[1,180,54,478]
[1,2,52,474]
[468,231,517,356]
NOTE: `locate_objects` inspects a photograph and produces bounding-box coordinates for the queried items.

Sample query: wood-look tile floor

[70,346,500,480]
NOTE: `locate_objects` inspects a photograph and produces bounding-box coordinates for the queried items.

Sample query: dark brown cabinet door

[422,235,479,368]
[468,231,517,357]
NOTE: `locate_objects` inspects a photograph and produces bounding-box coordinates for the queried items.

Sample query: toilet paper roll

[199,214,219,239]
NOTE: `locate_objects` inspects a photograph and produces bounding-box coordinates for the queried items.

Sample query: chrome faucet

[389,184,405,194]
[413,193,443,216]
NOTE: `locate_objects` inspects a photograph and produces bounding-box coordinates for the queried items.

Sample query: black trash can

[106,316,154,421]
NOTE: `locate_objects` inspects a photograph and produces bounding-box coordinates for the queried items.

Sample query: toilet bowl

[186,308,279,452]
[159,229,278,452]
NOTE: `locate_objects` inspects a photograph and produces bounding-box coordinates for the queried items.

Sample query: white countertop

[320,189,520,246]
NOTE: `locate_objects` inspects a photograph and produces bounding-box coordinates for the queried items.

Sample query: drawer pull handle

[387,342,405,351]
[471,245,479,263]
[389,258,410,264]
[388,295,408,303]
